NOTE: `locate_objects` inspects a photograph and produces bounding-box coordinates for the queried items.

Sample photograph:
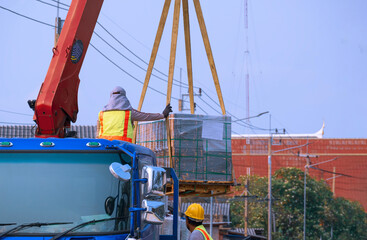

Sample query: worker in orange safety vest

[97,86,172,142]
[185,203,213,240]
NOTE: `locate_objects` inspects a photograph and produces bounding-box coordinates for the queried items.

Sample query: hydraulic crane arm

[33,0,103,138]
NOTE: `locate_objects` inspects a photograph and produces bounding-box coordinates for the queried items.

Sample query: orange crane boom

[32,0,103,138]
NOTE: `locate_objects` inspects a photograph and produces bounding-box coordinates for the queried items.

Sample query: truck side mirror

[109,162,131,182]
[141,166,166,199]
[142,200,165,225]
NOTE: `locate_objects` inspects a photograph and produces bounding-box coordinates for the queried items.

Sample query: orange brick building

[231,131,367,210]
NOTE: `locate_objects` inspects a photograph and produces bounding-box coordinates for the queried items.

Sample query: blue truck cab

[0,138,178,240]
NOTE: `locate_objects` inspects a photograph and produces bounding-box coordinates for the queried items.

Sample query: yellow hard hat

[185,203,204,221]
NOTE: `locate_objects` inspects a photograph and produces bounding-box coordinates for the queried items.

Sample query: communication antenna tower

[244,0,250,122]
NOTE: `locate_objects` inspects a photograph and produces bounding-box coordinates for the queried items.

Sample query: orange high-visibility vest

[98,110,133,142]
[194,225,213,240]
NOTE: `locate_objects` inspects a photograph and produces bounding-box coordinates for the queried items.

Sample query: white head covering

[103,86,132,111]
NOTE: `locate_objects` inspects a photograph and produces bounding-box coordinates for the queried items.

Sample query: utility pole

[326,172,342,197]
[332,167,336,196]
[210,191,213,236]
[244,177,248,236]
[267,115,272,240]
[54,0,62,47]
[179,67,182,98]
[303,155,310,240]
[301,156,337,240]
[179,88,201,112]
[178,67,183,112]
[299,153,318,240]
[265,136,310,240]
[244,168,250,237]
[243,0,250,122]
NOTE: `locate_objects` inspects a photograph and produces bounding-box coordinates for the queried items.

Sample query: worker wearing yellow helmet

[185,203,213,240]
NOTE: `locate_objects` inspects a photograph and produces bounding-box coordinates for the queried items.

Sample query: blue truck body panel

[0,138,177,240]
[0,138,153,155]
[2,234,128,240]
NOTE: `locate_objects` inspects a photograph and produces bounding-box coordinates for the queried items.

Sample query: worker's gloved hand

[163,104,173,118]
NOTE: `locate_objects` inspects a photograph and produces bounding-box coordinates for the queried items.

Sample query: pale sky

[0,0,366,138]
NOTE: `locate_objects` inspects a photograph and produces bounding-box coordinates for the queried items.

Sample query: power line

[310,166,354,178]
[0,6,54,28]
[90,43,179,101]
[1,3,279,132]
[201,89,274,131]
[35,0,68,11]
[33,0,256,122]
[238,121,274,131]
[196,96,266,133]
[36,0,193,88]
[50,0,186,74]
[96,22,190,85]
[34,0,189,89]
[192,102,241,134]
[194,103,208,115]
[0,3,281,138]
[196,97,222,115]
[0,121,34,125]
[93,31,184,88]
[0,5,179,101]
[0,109,33,116]
[48,0,69,8]
[196,97,246,127]
[202,89,221,109]
[281,129,309,157]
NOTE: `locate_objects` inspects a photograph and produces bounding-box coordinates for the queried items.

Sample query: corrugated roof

[0,125,35,138]
[181,202,230,218]
[70,125,97,138]
[0,125,97,138]
[228,228,266,239]
[232,228,264,236]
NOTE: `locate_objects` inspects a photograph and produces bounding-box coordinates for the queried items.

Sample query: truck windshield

[0,152,131,234]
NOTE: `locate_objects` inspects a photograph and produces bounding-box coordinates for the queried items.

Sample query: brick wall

[232,137,367,210]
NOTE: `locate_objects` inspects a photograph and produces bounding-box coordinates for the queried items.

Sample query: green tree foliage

[230,167,367,239]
